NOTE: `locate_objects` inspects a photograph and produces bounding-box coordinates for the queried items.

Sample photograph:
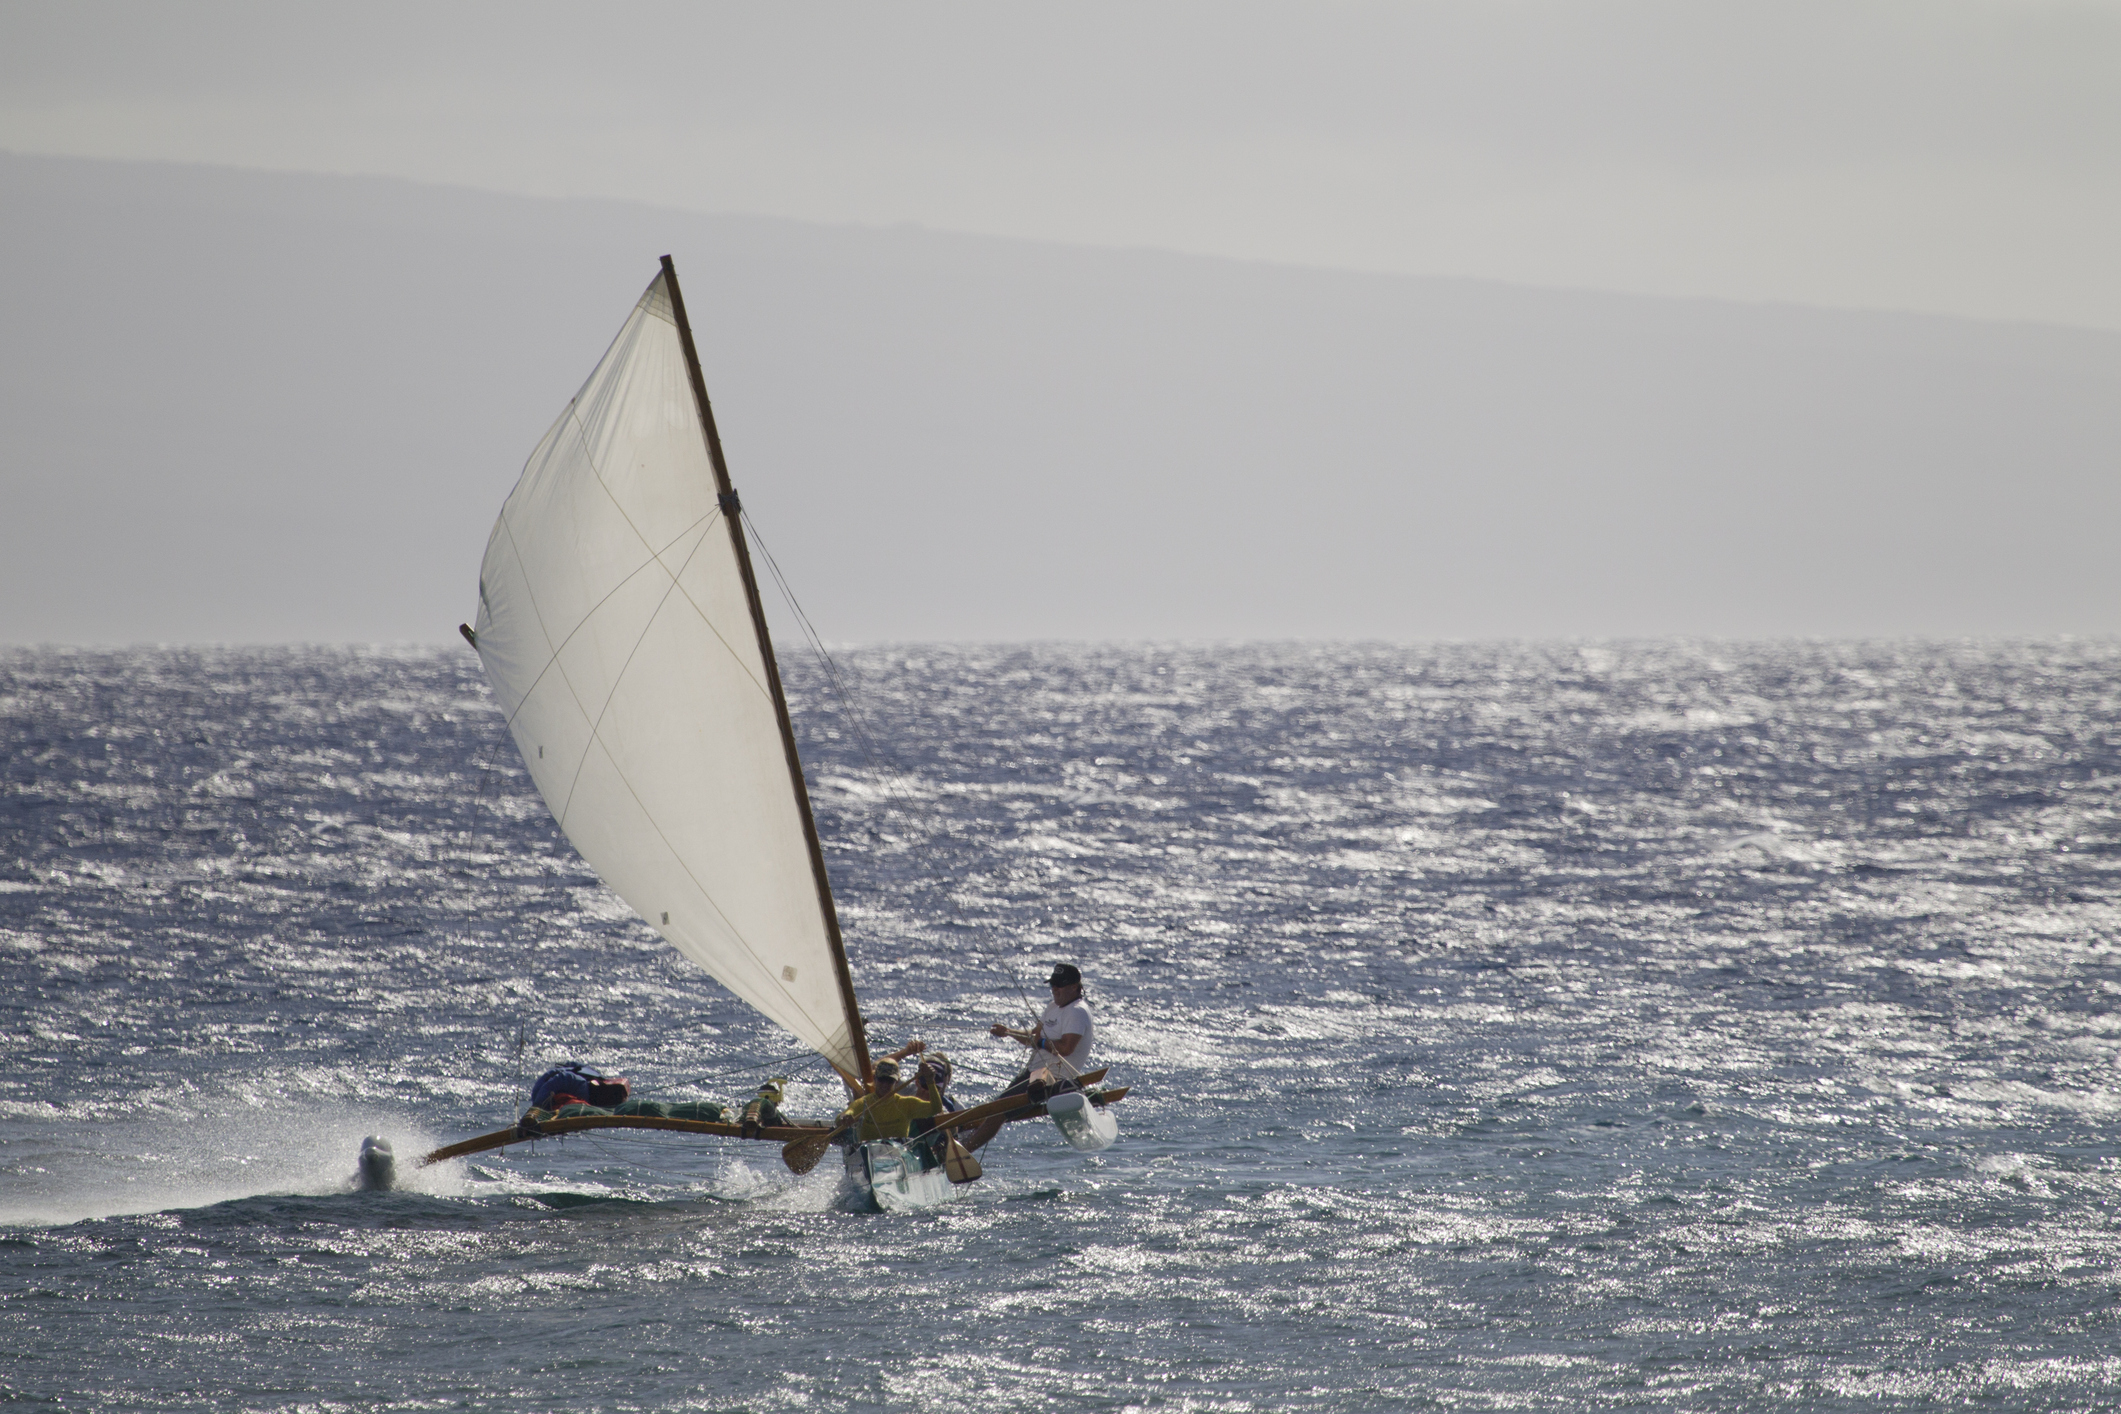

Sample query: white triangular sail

[469,270,860,1076]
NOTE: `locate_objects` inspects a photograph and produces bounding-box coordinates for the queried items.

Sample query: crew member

[963,963,1095,1151]
[835,1058,941,1143]
[917,1052,960,1112]
[738,1078,791,1138]
[906,1053,961,1165]
[998,963,1094,1072]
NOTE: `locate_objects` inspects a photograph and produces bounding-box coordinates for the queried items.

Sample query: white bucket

[1046,1090,1119,1151]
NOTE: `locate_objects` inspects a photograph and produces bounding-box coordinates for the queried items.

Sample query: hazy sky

[6,154,2117,643]
[4,0,2117,330]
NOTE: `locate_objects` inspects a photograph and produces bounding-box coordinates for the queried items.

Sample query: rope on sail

[744,510,1047,1034]
[547,515,725,830]
[692,1049,826,1087]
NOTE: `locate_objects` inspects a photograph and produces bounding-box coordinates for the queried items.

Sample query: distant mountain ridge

[4,150,2117,642]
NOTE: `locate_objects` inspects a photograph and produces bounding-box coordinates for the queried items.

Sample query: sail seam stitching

[539,390,847,1058]
[549,343,847,1044]
[491,286,750,730]
[497,515,580,741]
[479,292,853,1070]
[573,708,851,1059]
[503,496,846,1059]
[551,517,717,826]
[494,502,721,739]
[552,359,851,1058]
[563,400,775,709]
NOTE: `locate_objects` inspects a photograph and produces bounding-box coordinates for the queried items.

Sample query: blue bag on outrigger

[531,1062,630,1111]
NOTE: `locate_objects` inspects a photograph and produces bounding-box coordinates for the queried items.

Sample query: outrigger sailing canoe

[395,259,1126,1211]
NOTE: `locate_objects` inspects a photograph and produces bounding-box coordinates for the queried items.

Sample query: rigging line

[743,513,910,804]
[746,513,1049,1041]
[743,510,1047,1035]
[749,534,1047,1070]
[747,517,1001,867]
[693,1050,822,1086]
[495,515,863,1070]
[744,510,1007,950]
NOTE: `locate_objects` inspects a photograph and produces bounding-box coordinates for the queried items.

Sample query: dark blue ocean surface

[4,642,2120,1411]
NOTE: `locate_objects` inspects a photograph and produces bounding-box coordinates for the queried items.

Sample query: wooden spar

[779,1072,1121,1174]
[926,1072,1117,1134]
[658,254,875,1090]
[418,1114,830,1168]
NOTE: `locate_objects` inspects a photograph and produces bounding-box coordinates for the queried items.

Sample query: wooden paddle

[780,1116,856,1174]
[779,1068,1110,1174]
[943,1133,983,1184]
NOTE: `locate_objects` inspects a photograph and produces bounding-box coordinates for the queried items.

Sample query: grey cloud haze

[3,1,2117,328]
[2,155,2116,644]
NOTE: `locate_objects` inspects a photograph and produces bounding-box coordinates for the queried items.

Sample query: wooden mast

[659,254,875,1090]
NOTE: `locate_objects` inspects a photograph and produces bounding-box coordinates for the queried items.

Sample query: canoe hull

[846,1139,958,1213]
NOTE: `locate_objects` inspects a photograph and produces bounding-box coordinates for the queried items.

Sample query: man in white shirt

[1005,962,1094,1071]
[962,963,1096,1151]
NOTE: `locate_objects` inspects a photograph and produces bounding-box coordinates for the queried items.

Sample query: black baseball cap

[1048,963,1082,988]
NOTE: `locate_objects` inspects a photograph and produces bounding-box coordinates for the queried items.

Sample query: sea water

[3,642,2119,1411]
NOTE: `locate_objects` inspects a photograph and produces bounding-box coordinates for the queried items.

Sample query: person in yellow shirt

[835,1058,940,1142]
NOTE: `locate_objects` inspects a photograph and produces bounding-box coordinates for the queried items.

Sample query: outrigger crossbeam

[418,1075,1131,1169]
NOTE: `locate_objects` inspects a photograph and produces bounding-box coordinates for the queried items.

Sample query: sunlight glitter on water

[5,642,2121,1409]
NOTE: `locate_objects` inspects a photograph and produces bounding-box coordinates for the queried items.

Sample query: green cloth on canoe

[527,1098,730,1122]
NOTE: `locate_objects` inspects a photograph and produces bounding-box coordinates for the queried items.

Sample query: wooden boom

[979,1086,1129,1123]
[422,1068,1128,1170]
[779,1073,1125,1174]
[925,1068,1112,1134]
[419,1115,829,1167]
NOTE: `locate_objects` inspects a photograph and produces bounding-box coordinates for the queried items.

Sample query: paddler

[903,1051,958,1130]
[914,1052,959,1114]
[738,1078,792,1138]
[904,1053,961,1166]
[834,1058,941,1143]
[962,962,1096,1151]
[995,963,1094,1071]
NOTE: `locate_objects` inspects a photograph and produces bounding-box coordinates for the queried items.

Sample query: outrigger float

[375,258,1128,1211]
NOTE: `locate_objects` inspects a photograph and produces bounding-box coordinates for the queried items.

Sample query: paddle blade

[782,1129,834,1174]
[944,1136,982,1185]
